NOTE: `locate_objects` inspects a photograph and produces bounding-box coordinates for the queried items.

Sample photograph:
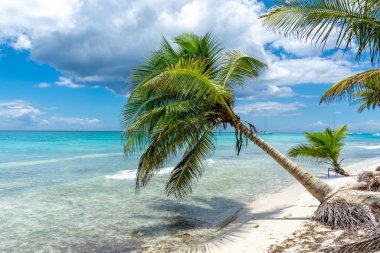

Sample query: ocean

[1,131,380,252]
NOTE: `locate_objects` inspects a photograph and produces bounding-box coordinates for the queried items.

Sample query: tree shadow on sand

[129,194,312,252]
[186,203,310,253]
[131,196,248,238]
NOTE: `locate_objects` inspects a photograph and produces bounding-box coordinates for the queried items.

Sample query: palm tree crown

[123,33,266,199]
[288,125,350,176]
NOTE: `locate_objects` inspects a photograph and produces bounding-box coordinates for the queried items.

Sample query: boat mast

[265,116,267,132]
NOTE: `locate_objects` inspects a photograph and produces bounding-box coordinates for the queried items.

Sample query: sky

[0,0,379,132]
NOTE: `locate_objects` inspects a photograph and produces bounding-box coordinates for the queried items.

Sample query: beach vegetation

[261,0,380,112]
[262,1,380,249]
[288,125,350,176]
[122,34,380,248]
[122,33,334,202]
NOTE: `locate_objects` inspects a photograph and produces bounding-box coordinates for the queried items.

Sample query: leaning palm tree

[261,0,380,111]
[123,32,335,203]
[288,125,350,177]
[123,33,380,235]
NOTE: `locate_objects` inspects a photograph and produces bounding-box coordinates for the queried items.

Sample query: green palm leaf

[135,115,214,189]
[142,58,233,104]
[175,32,222,67]
[262,0,380,64]
[320,70,380,111]
[288,125,348,174]
[129,37,180,90]
[288,144,323,159]
[220,50,267,86]
[165,130,216,200]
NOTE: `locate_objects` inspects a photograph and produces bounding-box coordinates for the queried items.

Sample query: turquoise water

[1,131,380,252]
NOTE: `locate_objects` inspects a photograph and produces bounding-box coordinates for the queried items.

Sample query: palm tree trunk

[235,121,333,203]
[333,162,350,177]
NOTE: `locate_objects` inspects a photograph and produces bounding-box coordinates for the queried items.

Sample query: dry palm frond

[368,178,380,191]
[314,199,377,229]
[358,171,377,182]
[337,235,380,253]
[357,171,380,191]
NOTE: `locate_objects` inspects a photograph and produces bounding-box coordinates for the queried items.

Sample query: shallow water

[1,131,380,252]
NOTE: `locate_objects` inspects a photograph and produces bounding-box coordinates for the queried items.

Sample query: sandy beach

[189,157,380,253]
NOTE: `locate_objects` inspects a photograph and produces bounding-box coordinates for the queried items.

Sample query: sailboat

[259,117,273,135]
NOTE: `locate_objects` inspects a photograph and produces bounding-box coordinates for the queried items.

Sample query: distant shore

[187,157,380,253]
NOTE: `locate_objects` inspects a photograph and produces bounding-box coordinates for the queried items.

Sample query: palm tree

[288,125,350,177]
[123,33,333,202]
[261,0,380,111]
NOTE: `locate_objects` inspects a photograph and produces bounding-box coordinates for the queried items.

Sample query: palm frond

[320,69,380,105]
[135,115,213,189]
[129,36,180,91]
[261,0,380,64]
[289,125,348,167]
[124,99,209,155]
[175,32,222,63]
[220,50,267,86]
[353,87,380,111]
[142,58,233,103]
[288,144,323,158]
[305,131,328,147]
[333,125,349,142]
[165,129,216,200]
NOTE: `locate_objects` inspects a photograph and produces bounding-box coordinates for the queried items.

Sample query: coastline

[186,157,380,253]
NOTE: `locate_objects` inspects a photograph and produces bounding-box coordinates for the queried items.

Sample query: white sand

[190,157,380,253]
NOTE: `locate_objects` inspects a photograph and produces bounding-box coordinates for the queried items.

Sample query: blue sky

[0,0,379,132]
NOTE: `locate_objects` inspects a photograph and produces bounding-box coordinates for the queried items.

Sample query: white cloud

[0,100,42,118]
[271,38,322,57]
[49,116,101,127]
[0,0,363,95]
[0,100,43,128]
[310,121,329,127]
[0,0,79,34]
[0,100,101,130]
[351,120,380,131]
[261,57,358,86]
[10,34,32,50]
[259,85,296,98]
[234,56,362,98]
[237,85,297,100]
[55,77,84,88]
[36,77,84,88]
[37,82,51,88]
[234,101,306,116]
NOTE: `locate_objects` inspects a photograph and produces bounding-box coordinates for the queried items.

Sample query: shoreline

[186,157,380,253]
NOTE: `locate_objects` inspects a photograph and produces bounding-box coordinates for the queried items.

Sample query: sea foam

[354,145,380,150]
[106,159,215,180]
[105,167,174,180]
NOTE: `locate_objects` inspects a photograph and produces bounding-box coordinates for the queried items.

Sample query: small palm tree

[261,0,380,111]
[288,125,350,177]
[123,33,334,202]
